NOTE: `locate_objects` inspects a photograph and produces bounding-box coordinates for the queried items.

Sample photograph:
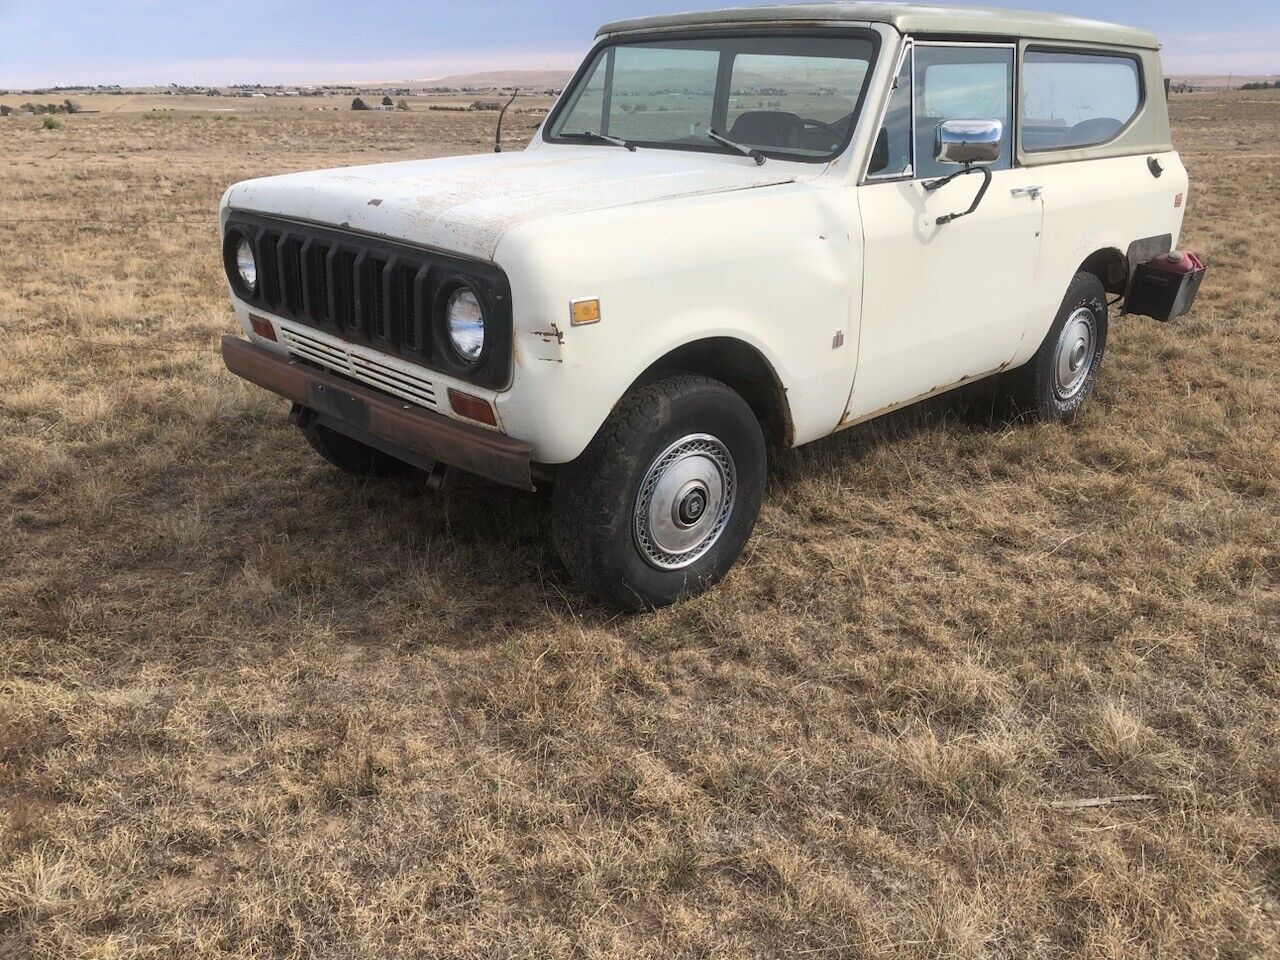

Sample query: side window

[558,49,609,134]
[913,46,1015,180]
[1022,50,1142,151]
[868,48,913,178]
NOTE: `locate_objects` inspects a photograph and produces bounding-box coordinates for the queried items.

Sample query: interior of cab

[547,32,875,161]
[866,42,1145,179]
[725,109,854,154]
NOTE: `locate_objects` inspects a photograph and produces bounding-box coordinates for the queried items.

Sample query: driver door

[848,42,1046,423]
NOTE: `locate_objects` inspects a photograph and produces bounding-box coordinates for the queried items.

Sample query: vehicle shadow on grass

[225,381,1024,630]
[283,470,567,614]
[767,377,1019,488]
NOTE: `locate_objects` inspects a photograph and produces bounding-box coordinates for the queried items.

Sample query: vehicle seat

[727,110,804,148]
[1066,116,1124,146]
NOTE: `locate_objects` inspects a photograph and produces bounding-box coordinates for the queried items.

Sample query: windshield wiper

[561,131,637,152]
[707,129,766,165]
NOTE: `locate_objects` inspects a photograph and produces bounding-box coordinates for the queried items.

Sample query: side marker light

[249,314,278,342]
[570,298,601,326]
[448,388,498,427]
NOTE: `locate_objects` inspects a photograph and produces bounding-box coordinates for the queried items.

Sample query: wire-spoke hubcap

[1054,307,1098,401]
[634,434,736,570]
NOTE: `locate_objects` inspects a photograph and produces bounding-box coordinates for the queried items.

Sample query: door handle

[1011,186,1044,200]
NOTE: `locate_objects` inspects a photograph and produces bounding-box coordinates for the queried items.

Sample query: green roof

[597,3,1160,50]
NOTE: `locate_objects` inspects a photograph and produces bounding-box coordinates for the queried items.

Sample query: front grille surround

[223,212,513,390]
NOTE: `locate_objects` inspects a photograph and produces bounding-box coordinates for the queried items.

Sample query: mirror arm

[923,163,993,226]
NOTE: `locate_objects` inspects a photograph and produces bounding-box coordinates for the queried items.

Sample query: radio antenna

[494,88,520,153]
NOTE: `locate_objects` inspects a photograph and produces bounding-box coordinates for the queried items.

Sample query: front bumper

[221,336,534,490]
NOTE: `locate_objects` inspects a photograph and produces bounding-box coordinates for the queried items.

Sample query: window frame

[542,27,883,165]
[865,41,915,181]
[1018,45,1147,155]
[859,39,1019,185]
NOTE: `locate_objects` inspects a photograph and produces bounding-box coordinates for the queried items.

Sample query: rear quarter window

[1021,50,1143,152]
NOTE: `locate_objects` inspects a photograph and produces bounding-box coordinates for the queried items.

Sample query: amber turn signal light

[448,388,497,426]
[249,314,278,342]
[570,298,601,326]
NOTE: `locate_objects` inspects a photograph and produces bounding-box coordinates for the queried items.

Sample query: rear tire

[1004,271,1109,423]
[551,374,766,611]
[300,420,417,478]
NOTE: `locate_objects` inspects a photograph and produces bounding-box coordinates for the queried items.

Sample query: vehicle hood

[223,147,800,262]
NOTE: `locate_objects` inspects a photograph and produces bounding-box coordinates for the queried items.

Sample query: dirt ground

[1,92,1278,959]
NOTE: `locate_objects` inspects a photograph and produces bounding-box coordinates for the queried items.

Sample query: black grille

[223,212,513,389]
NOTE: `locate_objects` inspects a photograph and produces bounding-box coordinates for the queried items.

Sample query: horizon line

[5,68,1277,93]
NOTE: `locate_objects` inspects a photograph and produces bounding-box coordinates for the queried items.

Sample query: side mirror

[925,120,1004,226]
[935,119,1003,166]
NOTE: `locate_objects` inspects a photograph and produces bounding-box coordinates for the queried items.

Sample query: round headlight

[446,286,485,363]
[235,236,257,293]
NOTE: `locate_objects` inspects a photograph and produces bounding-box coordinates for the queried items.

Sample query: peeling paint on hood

[224,148,800,262]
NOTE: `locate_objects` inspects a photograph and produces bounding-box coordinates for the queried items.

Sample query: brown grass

[1,92,1278,959]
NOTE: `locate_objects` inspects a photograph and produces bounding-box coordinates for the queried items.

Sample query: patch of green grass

[141,110,174,121]
[41,115,63,130]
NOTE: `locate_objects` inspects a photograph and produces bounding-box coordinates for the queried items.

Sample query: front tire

[551,374,766,611]
[300,420,417,478]
[1004,271,1109,423]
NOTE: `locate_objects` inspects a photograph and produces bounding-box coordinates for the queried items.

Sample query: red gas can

[1148,250,1204,275]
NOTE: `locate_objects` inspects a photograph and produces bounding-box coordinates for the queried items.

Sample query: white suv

[220,3,1204,610]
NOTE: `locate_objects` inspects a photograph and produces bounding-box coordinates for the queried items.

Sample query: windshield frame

[543,27,883,164]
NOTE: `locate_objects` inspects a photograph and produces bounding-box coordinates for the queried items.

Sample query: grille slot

[301,240,329,326]
[362,255,388,340]
[256,230,281,306]
[391,261,427,356]
[330,249,358,335]
[278,235,305,315]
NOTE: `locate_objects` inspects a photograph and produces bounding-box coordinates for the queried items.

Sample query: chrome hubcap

[634,434,736,570]
[1054,307,1098,401]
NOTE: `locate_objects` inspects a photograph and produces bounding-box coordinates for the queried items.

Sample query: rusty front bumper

[221,336,533,490]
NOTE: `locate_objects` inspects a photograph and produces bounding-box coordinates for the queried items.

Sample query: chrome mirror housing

[935,119,1004,166]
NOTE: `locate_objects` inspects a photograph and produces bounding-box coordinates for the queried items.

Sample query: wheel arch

[1078,247,1129,297]
[629,336,794,449]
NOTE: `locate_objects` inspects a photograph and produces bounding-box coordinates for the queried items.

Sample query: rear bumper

[221,335,534,490]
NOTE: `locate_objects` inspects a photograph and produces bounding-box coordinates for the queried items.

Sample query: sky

[1,0,1276,88]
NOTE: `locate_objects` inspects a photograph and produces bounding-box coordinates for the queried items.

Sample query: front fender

[493,183,862,464]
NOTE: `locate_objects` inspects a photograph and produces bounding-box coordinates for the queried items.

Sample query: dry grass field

[1,92,1278,959]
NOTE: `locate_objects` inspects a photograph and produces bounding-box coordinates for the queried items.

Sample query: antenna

[494,88,519,153]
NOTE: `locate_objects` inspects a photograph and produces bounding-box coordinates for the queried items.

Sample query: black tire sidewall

[553,376,766,611]
[1035,273,1109,421]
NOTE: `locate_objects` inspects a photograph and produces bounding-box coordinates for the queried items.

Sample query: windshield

[546,32,878,162]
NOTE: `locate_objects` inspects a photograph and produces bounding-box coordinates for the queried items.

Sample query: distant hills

[417,70,575,91]
[1168,74,1279,90]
